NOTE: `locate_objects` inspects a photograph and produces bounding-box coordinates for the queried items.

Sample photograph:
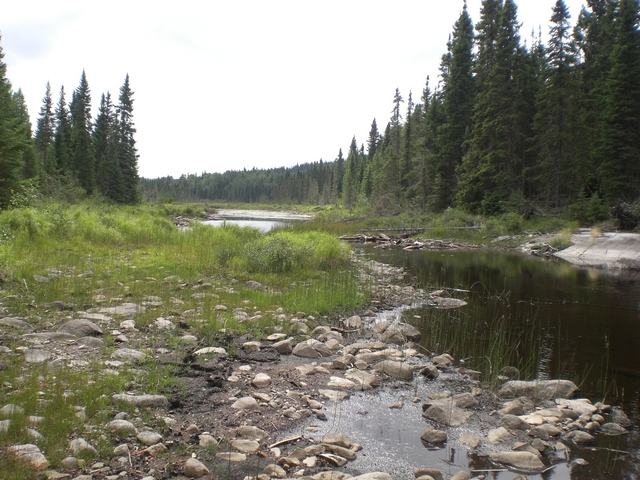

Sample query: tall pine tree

[35,82,56,175]
[435,2,475,210]
[116,74,139,203]
[70,71,95,194]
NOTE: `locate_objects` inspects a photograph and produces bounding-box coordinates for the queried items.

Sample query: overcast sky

[4,0,586,179]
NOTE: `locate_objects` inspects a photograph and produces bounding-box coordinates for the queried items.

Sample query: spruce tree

[597,0,640,200]
[0,36,29,208]
[457,0,528,214]
[94,92,122,200]
[12,89,39,180]
[435,2,475,210]
[70,70,95,194]
[532,0,580,207]
[54,86,73,176]
[35,82,56,174]
[116,74,139,203]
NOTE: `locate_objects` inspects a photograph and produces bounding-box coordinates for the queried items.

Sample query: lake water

[202,209,312,232]
[357,246,640,479]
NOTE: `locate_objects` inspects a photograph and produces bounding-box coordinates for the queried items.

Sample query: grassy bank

[0,201,366,478]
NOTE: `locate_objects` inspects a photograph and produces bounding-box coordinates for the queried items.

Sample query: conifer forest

[2,0,640,221]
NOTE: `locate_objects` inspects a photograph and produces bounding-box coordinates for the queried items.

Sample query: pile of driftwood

[338,233,478,251]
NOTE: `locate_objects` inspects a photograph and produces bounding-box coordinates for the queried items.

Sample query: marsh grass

[414,296,542,387]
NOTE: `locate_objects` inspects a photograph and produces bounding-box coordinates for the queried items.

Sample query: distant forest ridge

[143,0,640,221]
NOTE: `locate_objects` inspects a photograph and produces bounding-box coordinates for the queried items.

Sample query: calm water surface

[360,246,640,479]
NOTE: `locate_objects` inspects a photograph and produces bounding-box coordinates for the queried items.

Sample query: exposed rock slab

[112,393,169,408]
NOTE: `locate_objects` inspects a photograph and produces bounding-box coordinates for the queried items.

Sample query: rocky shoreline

[0,259,633,480]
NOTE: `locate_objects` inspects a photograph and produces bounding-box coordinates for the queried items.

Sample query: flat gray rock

[497,380,578,400]
[77,336,104,348]
[23,332,76,342]
[111,348,146,361]
[490,451,545,473]
[58,319,103,337]
[0,317,34,332]
[113,393,169,408]
[99,303,145,316]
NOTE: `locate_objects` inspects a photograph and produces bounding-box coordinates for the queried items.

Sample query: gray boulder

[497,380,578,400]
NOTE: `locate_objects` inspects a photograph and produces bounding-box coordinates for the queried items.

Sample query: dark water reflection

[362,246,640,479]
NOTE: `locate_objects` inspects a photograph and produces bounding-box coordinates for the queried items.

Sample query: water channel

[359,245,640,480]
[206,214,640,478]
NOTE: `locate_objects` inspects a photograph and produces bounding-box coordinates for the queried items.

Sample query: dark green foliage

[116,74,139,203]
[53,86,73,176]
[35,82,56,174]
[457,0,529,214]
[596,0,640,200]
[94,92,122,201]
[433,3,475,211]
[0,37,30,209]
[532,0,582,207]
[70,71,95,194]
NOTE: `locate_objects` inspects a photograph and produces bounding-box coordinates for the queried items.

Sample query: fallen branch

[268,435,302,449]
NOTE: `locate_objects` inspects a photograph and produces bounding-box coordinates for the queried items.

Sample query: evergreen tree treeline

[0,34,139,208]
[144,0,640,218]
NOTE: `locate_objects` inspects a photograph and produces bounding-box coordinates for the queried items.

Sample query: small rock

[69,438,97,456]
[322,432,352,448]
[458,434,481,449]
[252,373,272,388]
[488,427,514,444]
[237,425,268,441]
[106,419,137,435]
[497,414,530,430]
[263,464,287,478]
[231,396,260,411]
[563,430,596,445]
[414,468,444,480]
[231,439,260,453]
[58,319,103,337]
[373,360,414,381]
[112,393,168,408]
[8,444,49,470]
[272,339,293,354]
[194,346,227,356]
[215,452,246,462]
[199,434,218,447]
[137,431,163,445]
[184,457,210,478]
[420,428,447,445]
[111,348,146,361]
[490,451,545,473]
